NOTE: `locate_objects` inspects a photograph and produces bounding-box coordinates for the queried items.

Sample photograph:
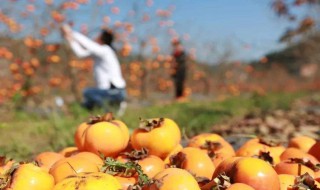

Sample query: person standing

[61,25,127,113]
[171,38,187,101]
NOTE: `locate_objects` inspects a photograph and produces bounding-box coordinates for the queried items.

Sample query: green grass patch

[0,91,309,160]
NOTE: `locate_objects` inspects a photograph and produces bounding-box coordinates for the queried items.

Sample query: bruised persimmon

[131,118,181,159]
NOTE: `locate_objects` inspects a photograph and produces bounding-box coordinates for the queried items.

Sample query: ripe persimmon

[169,147,215,179]
[280,147,318,164]
[71,151,104,167]
[308,141,320,161]
[74,122,89,151]
[288,136,316,152]
[145,168,200,190]
[274,160,315,177]
[227,183,255,190]
[8,163,54,190]
[83,114,129,157]
[49,156,99,183]
[278,174,295,190]
[53,172,122,190]
[212,157,280,190]
[236,138,285,164]
[34,152,64,172]
[188,133,235,166]
[163,144,183,164]
[59,146,79,157]
[131,118,181,159]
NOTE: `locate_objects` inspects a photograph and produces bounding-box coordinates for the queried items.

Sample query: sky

[1,0,311,64]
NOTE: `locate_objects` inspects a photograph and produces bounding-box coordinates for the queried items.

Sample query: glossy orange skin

[71,151,104,167]
[131,118,181,159]
[138,155,165,178]
[59,146,79,157]
[274,161,315,177]
[84,121,129,157]
[115,176,137,190]
[8,163,54,190]
[212,157,280,190]
[278,174,295,190]
[288,136,316,152]
[171,147,215,179]
[188,133,235,166]
[49,156,99,183]
[145,168,201,190]
[227,183,255,190]
[236,138,285,164]
[74,122,89,151]
[34,151,64,172]
[280,147,319,164]
[308,141,320,161]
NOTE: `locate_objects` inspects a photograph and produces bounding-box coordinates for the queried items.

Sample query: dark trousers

[82,87,126,110]
[174,69,186,98]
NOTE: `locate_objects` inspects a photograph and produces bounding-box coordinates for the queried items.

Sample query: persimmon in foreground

[77,113,129,157]
[211,157,281,190]
[131,118,181,159]
[53,172,122,190]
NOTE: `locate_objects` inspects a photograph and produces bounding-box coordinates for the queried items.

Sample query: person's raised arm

[71,30,105,57]
[61,24,91,58]
[68,38,91,58]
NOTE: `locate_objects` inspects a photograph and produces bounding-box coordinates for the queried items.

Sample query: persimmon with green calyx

[6,163,54,190]
[212,157,280,190]
[144,168,201,190]
[81,113,130,157]
[101,157,152,189]
[53,172,122,190]
[168,147,215,179]
[131,118,181,159]
[118,148,165,178]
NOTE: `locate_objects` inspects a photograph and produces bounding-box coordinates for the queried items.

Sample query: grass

[0,91,309,161]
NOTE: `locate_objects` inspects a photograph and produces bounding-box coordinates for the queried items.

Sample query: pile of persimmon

[0,113,319,190]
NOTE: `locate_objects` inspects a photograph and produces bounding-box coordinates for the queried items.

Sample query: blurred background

[0,0,320,159]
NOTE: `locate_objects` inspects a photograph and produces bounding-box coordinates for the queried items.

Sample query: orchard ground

[1,91,319,161]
